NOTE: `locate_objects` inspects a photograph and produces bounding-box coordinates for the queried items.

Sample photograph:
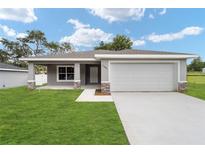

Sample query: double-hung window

[57,65,74,82]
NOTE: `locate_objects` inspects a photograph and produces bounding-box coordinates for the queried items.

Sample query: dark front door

[86,64,101,84]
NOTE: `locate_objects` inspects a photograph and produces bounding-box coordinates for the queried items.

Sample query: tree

[60,42,73,53]
[0,38,30,67]
[95,35,133,51]
[188,57,205,72]
[45,41,73,54]
[0,49,9,62]
[95,41,112,50]
[26,30,47,55]
[45,41,61,54]
[111,35,133,50]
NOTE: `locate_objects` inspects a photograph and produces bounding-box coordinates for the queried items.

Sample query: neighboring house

[0,63,28,88]
[20,49,197,93]
[203,68,205,73]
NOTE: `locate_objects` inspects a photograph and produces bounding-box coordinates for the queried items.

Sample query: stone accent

[178,81,187,92]
[101,82,110,94]
[74,81,81,89]
[27,81,35,89]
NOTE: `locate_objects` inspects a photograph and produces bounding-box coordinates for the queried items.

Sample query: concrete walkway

[112,92,205,145]
[76,89,113,102]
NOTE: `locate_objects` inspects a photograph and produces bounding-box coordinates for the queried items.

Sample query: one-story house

[20,49,197,93]
[0,63,28,88]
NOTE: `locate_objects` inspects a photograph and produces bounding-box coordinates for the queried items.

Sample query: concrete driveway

[112,92,205,145]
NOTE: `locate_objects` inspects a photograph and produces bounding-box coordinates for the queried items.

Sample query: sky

[0,8,205,60]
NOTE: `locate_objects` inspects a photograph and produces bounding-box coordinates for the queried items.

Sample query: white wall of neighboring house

[203,68,205,73]
[0,70,28,88]
[35,74,47,86]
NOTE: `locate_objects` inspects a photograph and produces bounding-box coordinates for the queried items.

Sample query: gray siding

[180,59,187,81]
[46,59,187,86]
[47,64,88,86]
[47,64,73,86]
[0,71,28,88]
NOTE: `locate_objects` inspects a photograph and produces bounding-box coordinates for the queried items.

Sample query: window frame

[56,65,75,82]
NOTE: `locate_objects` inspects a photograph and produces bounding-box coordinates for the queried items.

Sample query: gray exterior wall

[180,59,187,81]
[47,64,73,86]
[47,63,89,86]
[0,70,28,88]
[45,59,187,86]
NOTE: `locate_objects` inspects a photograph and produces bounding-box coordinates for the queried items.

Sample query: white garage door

[110,63,177,92]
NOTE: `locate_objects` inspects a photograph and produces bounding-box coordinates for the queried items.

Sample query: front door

[86,65,100,84]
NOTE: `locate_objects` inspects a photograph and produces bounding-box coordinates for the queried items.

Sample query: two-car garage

[110,62,178,92]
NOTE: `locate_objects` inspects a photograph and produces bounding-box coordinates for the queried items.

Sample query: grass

[186,72,205,100]
[187,71,205,76]
[0,87,128,145]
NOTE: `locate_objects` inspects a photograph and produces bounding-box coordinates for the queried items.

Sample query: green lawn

[186,73,205,101]
[187,71,205,76]
[0,87,128,145]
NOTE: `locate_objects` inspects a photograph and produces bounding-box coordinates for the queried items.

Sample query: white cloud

[147,26,203,43]
[89,8,145,23]
[0,8,37,23]
[60,19,113,47]
[133,40,146,46]
[0,24,28,39]
[149,14,155,19]
[67,19,90,29]
[0,24,16,37]
[159,9,167,15]
[16,33,28,38]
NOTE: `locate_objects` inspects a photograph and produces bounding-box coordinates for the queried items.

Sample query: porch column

[101,60,110,94]
[74,63,81,89]
[27,62,35,89]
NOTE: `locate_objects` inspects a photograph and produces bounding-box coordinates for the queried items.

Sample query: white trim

[74,80,81,82]
[0,68,28,72]
[56,65,75,82]
[20,58,97,61]
[178,81,188,83]
[101,81,110,83]
[108,60,181,90]
[95,54,198,59]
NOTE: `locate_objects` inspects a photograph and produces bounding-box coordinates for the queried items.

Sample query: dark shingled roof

[25,49,195,59]
[0,63,27,70]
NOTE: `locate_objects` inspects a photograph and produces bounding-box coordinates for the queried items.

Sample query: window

[57,65,74,81]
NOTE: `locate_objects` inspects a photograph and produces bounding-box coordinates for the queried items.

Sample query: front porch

[28,62,102,89]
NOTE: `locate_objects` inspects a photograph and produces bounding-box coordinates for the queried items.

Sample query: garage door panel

[110,63,177,92]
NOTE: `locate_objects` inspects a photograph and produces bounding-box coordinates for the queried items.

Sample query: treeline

[187,57,205,72]
[0,30,73,68]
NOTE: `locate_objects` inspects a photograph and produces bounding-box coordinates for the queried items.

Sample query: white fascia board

[94,54,199,59]
[19,58,97,61]
[0,68,28,72]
